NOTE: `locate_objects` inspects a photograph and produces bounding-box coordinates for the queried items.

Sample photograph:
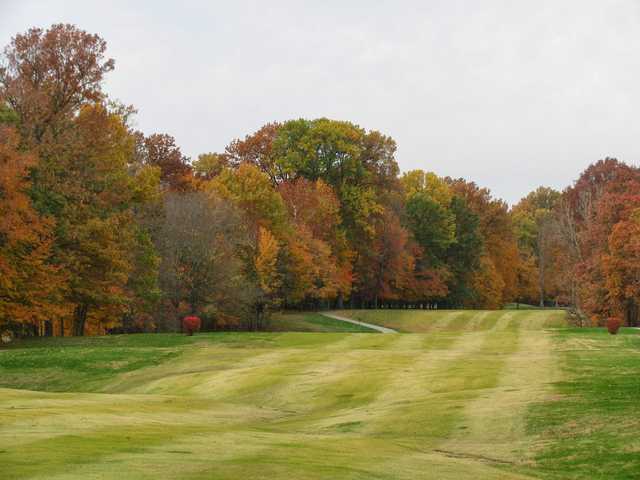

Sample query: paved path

[320,312,398,333]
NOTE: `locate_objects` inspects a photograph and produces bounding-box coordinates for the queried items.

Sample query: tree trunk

[254,303,265,331]
[538,255,545,307]
[73,304,88,336]
[625,300,639,327]
[570,278,578,310]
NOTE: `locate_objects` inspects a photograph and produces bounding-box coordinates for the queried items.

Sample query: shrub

[1,330,14,344]
[182,316,202,336]
[606,317,622,335]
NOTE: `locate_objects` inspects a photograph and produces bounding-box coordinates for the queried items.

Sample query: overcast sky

[2,1,640,204]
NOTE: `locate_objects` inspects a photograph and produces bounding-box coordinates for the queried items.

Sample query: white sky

[2,0,640,204]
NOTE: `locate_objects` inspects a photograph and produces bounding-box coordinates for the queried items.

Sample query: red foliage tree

[225,122,283,184]
[603,209,640,326]
[606,317,622,335]
[561,160,640,324]
[134,133,193,191]
[182,315,201,335]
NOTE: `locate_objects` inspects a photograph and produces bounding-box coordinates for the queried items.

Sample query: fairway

[2,309,639,479]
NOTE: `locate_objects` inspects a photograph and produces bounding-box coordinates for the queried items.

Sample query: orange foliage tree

[603,209,640,326]
[278,178,352,306]
[0,126,66,334]
[449,179,519,307]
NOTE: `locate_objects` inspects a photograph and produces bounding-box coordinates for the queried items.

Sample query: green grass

[524,328,640,479]
[268,312,376,332]
[0,334,195,392]
[0,331,364,392]
[504,303,545,310]
[333,308,567,333]
[1,310,638,479]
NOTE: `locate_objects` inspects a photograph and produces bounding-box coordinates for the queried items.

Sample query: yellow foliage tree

[255,226,281,297]
[468,255,505,309]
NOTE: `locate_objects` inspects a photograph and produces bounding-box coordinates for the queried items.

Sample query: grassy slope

[333,309,567,333]
[268,312,376,332]
[0,310,638,479]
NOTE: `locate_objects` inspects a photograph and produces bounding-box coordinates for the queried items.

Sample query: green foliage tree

[444,196,483,306]
[193,152,228,180]
[511,186,561,306]
[208,163,288,235]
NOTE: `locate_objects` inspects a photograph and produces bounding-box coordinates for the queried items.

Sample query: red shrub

[182,316,201,335]
[606,317,622,335]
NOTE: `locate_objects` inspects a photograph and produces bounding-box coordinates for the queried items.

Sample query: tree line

[1,24,638,336]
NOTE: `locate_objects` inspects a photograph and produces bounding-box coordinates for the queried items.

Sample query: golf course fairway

[1,309,639,479]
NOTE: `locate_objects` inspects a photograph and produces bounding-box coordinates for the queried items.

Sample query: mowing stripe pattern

[0,310,567,480]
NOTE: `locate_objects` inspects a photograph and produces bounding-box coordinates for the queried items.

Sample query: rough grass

[524,328,640,479]
[0,310,637,479]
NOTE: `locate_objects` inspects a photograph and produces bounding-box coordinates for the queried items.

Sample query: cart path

[320,312,398,333]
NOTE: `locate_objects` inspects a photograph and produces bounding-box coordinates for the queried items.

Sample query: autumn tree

[558,158,640,322]
[266,118,399,304]
[40,105,159,335]
[278,178,352,306]
[192,152,228,180]
[134,132,193,191]
[0,126,66,334]
[207,163,288,235]
[586,178,640,325]
[0,25,169,335]
[206,164,290,324]
[512,186,561,306]
[157,192,256,330]
[449,178,519,307]
[0,24,114,146]
[356,209,413,307]
[225,122,283,184]
[251,226,281,328]
[603,209,640,326]
[468,255,506,309]
[361,131,400,192]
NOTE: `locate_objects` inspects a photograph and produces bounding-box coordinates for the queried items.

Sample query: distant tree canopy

[1,23,638,336]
